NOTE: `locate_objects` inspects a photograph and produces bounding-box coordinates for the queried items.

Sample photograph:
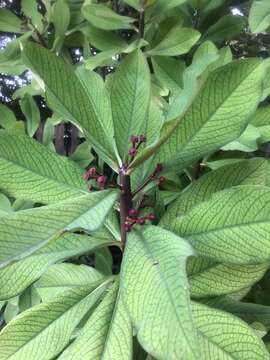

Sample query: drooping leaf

[0,132,88,204]
[22,42,120,169]
[122,226,199,360]
[0,190,118,269]
[59,280,133,360]
[35,263,104,301]
[147,26,201,56]
[82,3,134,30]
[203,14,246,43]
[110,50,151,159]
[188,256,269,298]
[52,0,70,36]
[0,280,112,360]
[173,186,270,264]
[0,233,115,301]
[156,59,264,172]
[192,302,269,359]
[249,0,270,33]
[161,158,270,227]
[0,8,24,33]
[20,94,40,137]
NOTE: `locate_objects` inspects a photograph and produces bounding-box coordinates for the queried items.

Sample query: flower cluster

[128,134,147,160]
[83,167,107,189]
[124,208,155,232]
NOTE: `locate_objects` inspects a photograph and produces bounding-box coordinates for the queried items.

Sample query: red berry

[88,167,97,176]
[128,209,138,218]
[136,218,145,225]
[128,148,137,156]
[97,175,107,186]
[131,135,139,144]
[155,163,163,173]
[147,213,155,221]
[139,134,146,143]
[159,176,166,184]
[124,223,132,232]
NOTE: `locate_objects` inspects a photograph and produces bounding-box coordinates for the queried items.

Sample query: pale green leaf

[203,15,246,43]
[82,3,134,30]
[4,297,19,324]
[221,124,261,152]
[251,105,270,144]
[0,232,115,301]
[21,0,43,33]
[0,9,24,33]
[147,26,201,56]
[52,0,70,36]
[95,247,113,276]
[188,256,269,298]
[0,190,118,269]
[192,302,270,359]
[161,158,270,228]
[70,141,93,168]
[22,42,120,169]
[123,0,142,10]
[110,50,151,159]
[0,132,88,204]
[0,193,13,217]
[0,281,112,360]
[59,280,133,360]
[157,59,264,172]
[20,94,40,137]
[0,104,17,129]
[122,226,199,360]
[249,0,270,33]
[173,186,270,264]
[35,263,104,301]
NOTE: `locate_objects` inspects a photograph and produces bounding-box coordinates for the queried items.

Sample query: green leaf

[249,0,270,33]
[0,190,118,269]
[161,158,270,227]
[0,280,112,360]
[4,297,19,324]
[147,26,201,56]
[173,186,270,265]
[251,106,270,144]
[0,233,114,301]
[0,104,17,130]
[0,8,24,33]
[154,0,186,12]
[203,15,246,43]
[123,0,142,10]
[0,193,13,217]
[22,42,120,169]
[122,226,199,359]
[70,141,94,168]
[192,302,269,359]
[35,263,104,301]
[20,94,40,137]
[157,59,264,172]
[82,3,134,30]
[0,132,88,204]
[21,0,43,33]
[59,280,133,360]
[52,0,70,36]
[221,124,261,152]
[152,56,184,94]
[95,247,113,276]
[110,50,151,159]
[188,256,269,298]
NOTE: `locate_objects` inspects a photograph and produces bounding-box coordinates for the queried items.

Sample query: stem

[119,170,132,250]
[139,10,145,38]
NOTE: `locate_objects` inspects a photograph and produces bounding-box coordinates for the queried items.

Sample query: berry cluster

[128,135,147,160]
[124,208,155,232]
[83,168,107,189]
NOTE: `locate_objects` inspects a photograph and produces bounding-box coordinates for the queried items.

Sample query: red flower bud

[128,148,137,156]
[136,218,145,225]
[147,213,155,221]
[97,175,107,186]
[159,176,166,184]
[155,163,163,173]
[128,209,138,218]
[131,135,139,144]
[139,134,146,143]
[83,167,97,181]
[124,223,132,232]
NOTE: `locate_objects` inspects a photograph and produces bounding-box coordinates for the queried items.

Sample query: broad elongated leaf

[110,50,151,159]
[154,0,186,11]
[157,59,264,171]
[0,281,112,360]
[82,3,134,30]
[22,42,120,169]
[0,233,115,301]
[192,302,269,359]
[0,190,118,269]
[173,186,270,264]
[0,8,24,33]
[249,0,270,33]
[161,158,270,227]
[35,263,104,301]
[251,106,270,144]
[20,94,40,137]
[188,257,269,298]
[59,280,133,360]
[0,104,17,129]
[121,226,199,360]
[0,132,88,204]
[52,0,70,36]
[147,26,200,56]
